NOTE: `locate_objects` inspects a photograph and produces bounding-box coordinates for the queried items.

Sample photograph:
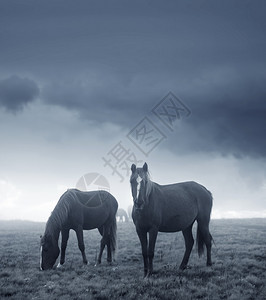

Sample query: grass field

[0,218,266,299]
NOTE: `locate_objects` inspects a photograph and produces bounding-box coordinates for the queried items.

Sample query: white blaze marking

[136,175,142,198]
[57,262,63,269]
[40,246,43,270]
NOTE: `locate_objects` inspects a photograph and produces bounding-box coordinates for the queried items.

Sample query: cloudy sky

[0,0,266,221]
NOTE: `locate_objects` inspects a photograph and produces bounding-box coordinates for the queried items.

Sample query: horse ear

[131,164,136,173]
[143,162,148,172]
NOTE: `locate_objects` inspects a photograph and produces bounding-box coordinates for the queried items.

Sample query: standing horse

[130,163,213,277]
[40,189,118,270]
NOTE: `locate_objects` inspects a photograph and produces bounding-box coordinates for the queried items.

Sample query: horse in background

[40,189,118,270]
[116,208,129,222]
[130,163,213,278]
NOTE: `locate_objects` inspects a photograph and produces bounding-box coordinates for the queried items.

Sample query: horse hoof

[179,264,192,270]
[144,271,152,279]
[57,263,64,269]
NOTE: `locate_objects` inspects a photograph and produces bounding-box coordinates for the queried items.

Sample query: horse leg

[147,227,158,277]
[179,224,194,270]
[202,226,212,266]
[58,228,69,267]
[97,226,107,265]
[103,224,112,263]
[97,237,106,265]
[75,226,88,265]
[136,228,148,277]
[198,222,212,266]
[106,234,112,263]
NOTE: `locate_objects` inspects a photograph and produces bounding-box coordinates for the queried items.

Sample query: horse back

[158,181,212,207]
[65,189,118,230]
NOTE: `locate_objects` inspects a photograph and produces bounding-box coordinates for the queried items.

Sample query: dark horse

[130,163,213,277]
[40,189,118,270]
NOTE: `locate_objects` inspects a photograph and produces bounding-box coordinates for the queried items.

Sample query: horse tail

[196,184,213,258]
[110,216,117,260]
[196,225,213,257]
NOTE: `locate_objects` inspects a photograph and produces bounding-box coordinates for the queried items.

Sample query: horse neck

[44,197,70,240]
[142,181,158,212]
[144,179,154,200]
[44,215,60,242]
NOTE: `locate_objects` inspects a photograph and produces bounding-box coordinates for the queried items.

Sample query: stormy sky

[0,0,266,221]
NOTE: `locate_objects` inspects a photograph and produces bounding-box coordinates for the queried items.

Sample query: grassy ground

[0,219,266,299]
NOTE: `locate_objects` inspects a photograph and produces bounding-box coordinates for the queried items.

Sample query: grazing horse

[130,163,213,277]
[116,208,129,222]
[40,189,118,270]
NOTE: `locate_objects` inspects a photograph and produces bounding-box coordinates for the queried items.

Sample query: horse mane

[45,190,73,237]
[143,171,153,199]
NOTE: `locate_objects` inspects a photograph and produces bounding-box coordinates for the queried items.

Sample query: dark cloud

[1,0,266,158]
[0,75,39,112]
[40,64,266,159]
[41,75,160,127]
[163,67,266,159]
[1,0,265,76]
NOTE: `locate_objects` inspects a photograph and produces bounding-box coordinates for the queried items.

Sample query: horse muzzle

[134,199,144,210]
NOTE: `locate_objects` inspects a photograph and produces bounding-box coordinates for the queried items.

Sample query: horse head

[130,162,151,210]
[40,233,60,270]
